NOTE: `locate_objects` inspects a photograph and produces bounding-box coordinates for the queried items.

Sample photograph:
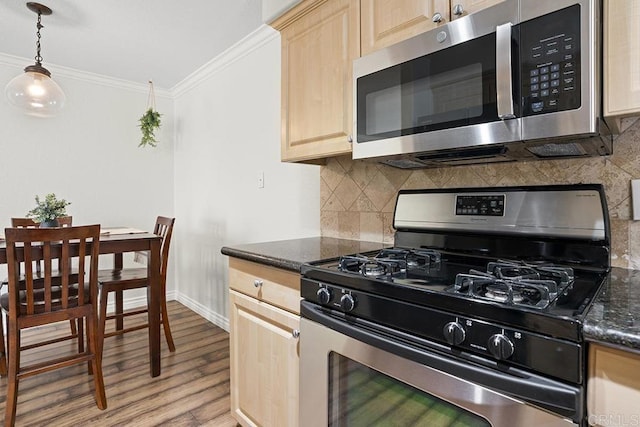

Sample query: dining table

[0,227,163,377]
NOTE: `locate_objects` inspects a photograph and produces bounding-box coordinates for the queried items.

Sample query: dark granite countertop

[221,237,387,272]
[584,267,640,352]
[222,238,640,352]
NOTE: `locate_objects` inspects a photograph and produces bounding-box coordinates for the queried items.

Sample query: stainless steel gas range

[300,184,610,426]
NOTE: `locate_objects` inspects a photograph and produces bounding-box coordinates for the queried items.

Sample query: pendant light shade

[6,68,65,117]
[5,2,65,118]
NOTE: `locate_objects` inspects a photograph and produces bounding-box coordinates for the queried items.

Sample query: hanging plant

[138,81,162,147]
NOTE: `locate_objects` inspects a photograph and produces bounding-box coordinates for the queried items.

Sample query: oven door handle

[496,22,516,120]
[301,301,582,422]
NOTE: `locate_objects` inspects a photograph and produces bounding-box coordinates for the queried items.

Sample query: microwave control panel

[520,4,581,116]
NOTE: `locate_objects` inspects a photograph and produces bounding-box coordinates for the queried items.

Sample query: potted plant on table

[26,193,71,227]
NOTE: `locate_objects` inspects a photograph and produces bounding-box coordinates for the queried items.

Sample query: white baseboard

[110,290,230,333]
[175,292,229,332]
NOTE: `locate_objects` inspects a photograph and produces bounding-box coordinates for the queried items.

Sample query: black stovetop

[301,247,608,342]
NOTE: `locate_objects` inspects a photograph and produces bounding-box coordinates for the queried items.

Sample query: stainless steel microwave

[353,0,612,169]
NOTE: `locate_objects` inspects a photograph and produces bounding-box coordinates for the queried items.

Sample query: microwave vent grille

[526,143,588,158]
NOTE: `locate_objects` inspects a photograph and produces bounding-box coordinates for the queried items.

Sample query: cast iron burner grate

[338,248,441,280]
[453,260,575,309]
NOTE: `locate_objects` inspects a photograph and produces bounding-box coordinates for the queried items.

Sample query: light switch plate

[257,171,264,189]
[632,180,640,220]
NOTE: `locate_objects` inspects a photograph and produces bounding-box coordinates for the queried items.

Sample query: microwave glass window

[357,33,500,143]
[327,352,491,426]
[366,64,483,136]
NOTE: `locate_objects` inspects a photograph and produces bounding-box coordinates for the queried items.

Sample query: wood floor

[0,301,237,426]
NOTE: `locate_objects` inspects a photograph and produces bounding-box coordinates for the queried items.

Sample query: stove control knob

[340,294,356,312]
[443,322,466,346]
[317,287,332,305]
[487,334,514,360]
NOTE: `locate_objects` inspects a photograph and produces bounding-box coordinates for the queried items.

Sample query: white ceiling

[0,0,263,90]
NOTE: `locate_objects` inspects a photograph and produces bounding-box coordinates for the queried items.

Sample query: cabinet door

[603,0,640,133]
[587,343,640,426]
[278,0,359,162]
[452,0,505,20]
[230,290,300,427]
[361,0,449,56]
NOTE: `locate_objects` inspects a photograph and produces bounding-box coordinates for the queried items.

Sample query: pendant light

[5,2,65,118]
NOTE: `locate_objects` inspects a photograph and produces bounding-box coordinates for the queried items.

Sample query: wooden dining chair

[0,216,78,376]
[98,216,176,352]
[0,225,107,425]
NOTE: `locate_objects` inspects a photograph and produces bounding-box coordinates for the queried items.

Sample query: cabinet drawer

[229,258,301,314]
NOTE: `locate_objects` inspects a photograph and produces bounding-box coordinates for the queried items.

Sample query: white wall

[1,25,321,329]
[0,56,175,302]
[172,26,320,329]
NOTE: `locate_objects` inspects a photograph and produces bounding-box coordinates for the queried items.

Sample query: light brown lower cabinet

[587,343,640,426]
[229,258,301,427]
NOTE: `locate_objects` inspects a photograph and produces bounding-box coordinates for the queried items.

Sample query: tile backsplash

[320,119,640,269]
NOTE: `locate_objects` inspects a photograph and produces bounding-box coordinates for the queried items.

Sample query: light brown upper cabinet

[272,0,359,163]
[271,0,505,163]
[451,0,506,20]
[361,0,448,56]
[603,0,640,134]
[360,0,505,56]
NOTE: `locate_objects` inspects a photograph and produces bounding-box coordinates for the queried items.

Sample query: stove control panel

[302,278,583,384]
[456,195,505,216]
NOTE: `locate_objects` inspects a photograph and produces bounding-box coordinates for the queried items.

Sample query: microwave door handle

[496,22,516,120]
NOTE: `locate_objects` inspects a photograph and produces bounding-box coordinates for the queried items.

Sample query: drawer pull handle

[254,279,263,288]
[292,329,300,339]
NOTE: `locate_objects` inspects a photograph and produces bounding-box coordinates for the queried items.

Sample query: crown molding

[171,24,278,98]
[0,53,172,98]
[2,24,277,101]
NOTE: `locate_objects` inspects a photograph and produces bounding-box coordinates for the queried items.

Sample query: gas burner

[338,254,404,280]
[362,262,387,277]
[487,260,574,287]
[337,248,443,281]
[485,284,525,304]
[454,273,556,308]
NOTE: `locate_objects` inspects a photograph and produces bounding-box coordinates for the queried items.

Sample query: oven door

[300,302,580,426]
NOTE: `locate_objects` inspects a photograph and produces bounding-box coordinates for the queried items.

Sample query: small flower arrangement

[27,193,71,224]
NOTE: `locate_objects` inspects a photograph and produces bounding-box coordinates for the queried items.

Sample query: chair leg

[86,313,107,410]
[77,318,85,354]
[0,313,7,376]
[4,323,20,426]
[99,286,109,356]
[160,298,175,352]
[115,290,124,331]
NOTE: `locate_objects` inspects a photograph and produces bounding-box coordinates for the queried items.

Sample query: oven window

[328,352,490,426]
[357,33,499,143]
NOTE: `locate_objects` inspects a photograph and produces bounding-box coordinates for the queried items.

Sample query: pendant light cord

[35,10,43,66]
